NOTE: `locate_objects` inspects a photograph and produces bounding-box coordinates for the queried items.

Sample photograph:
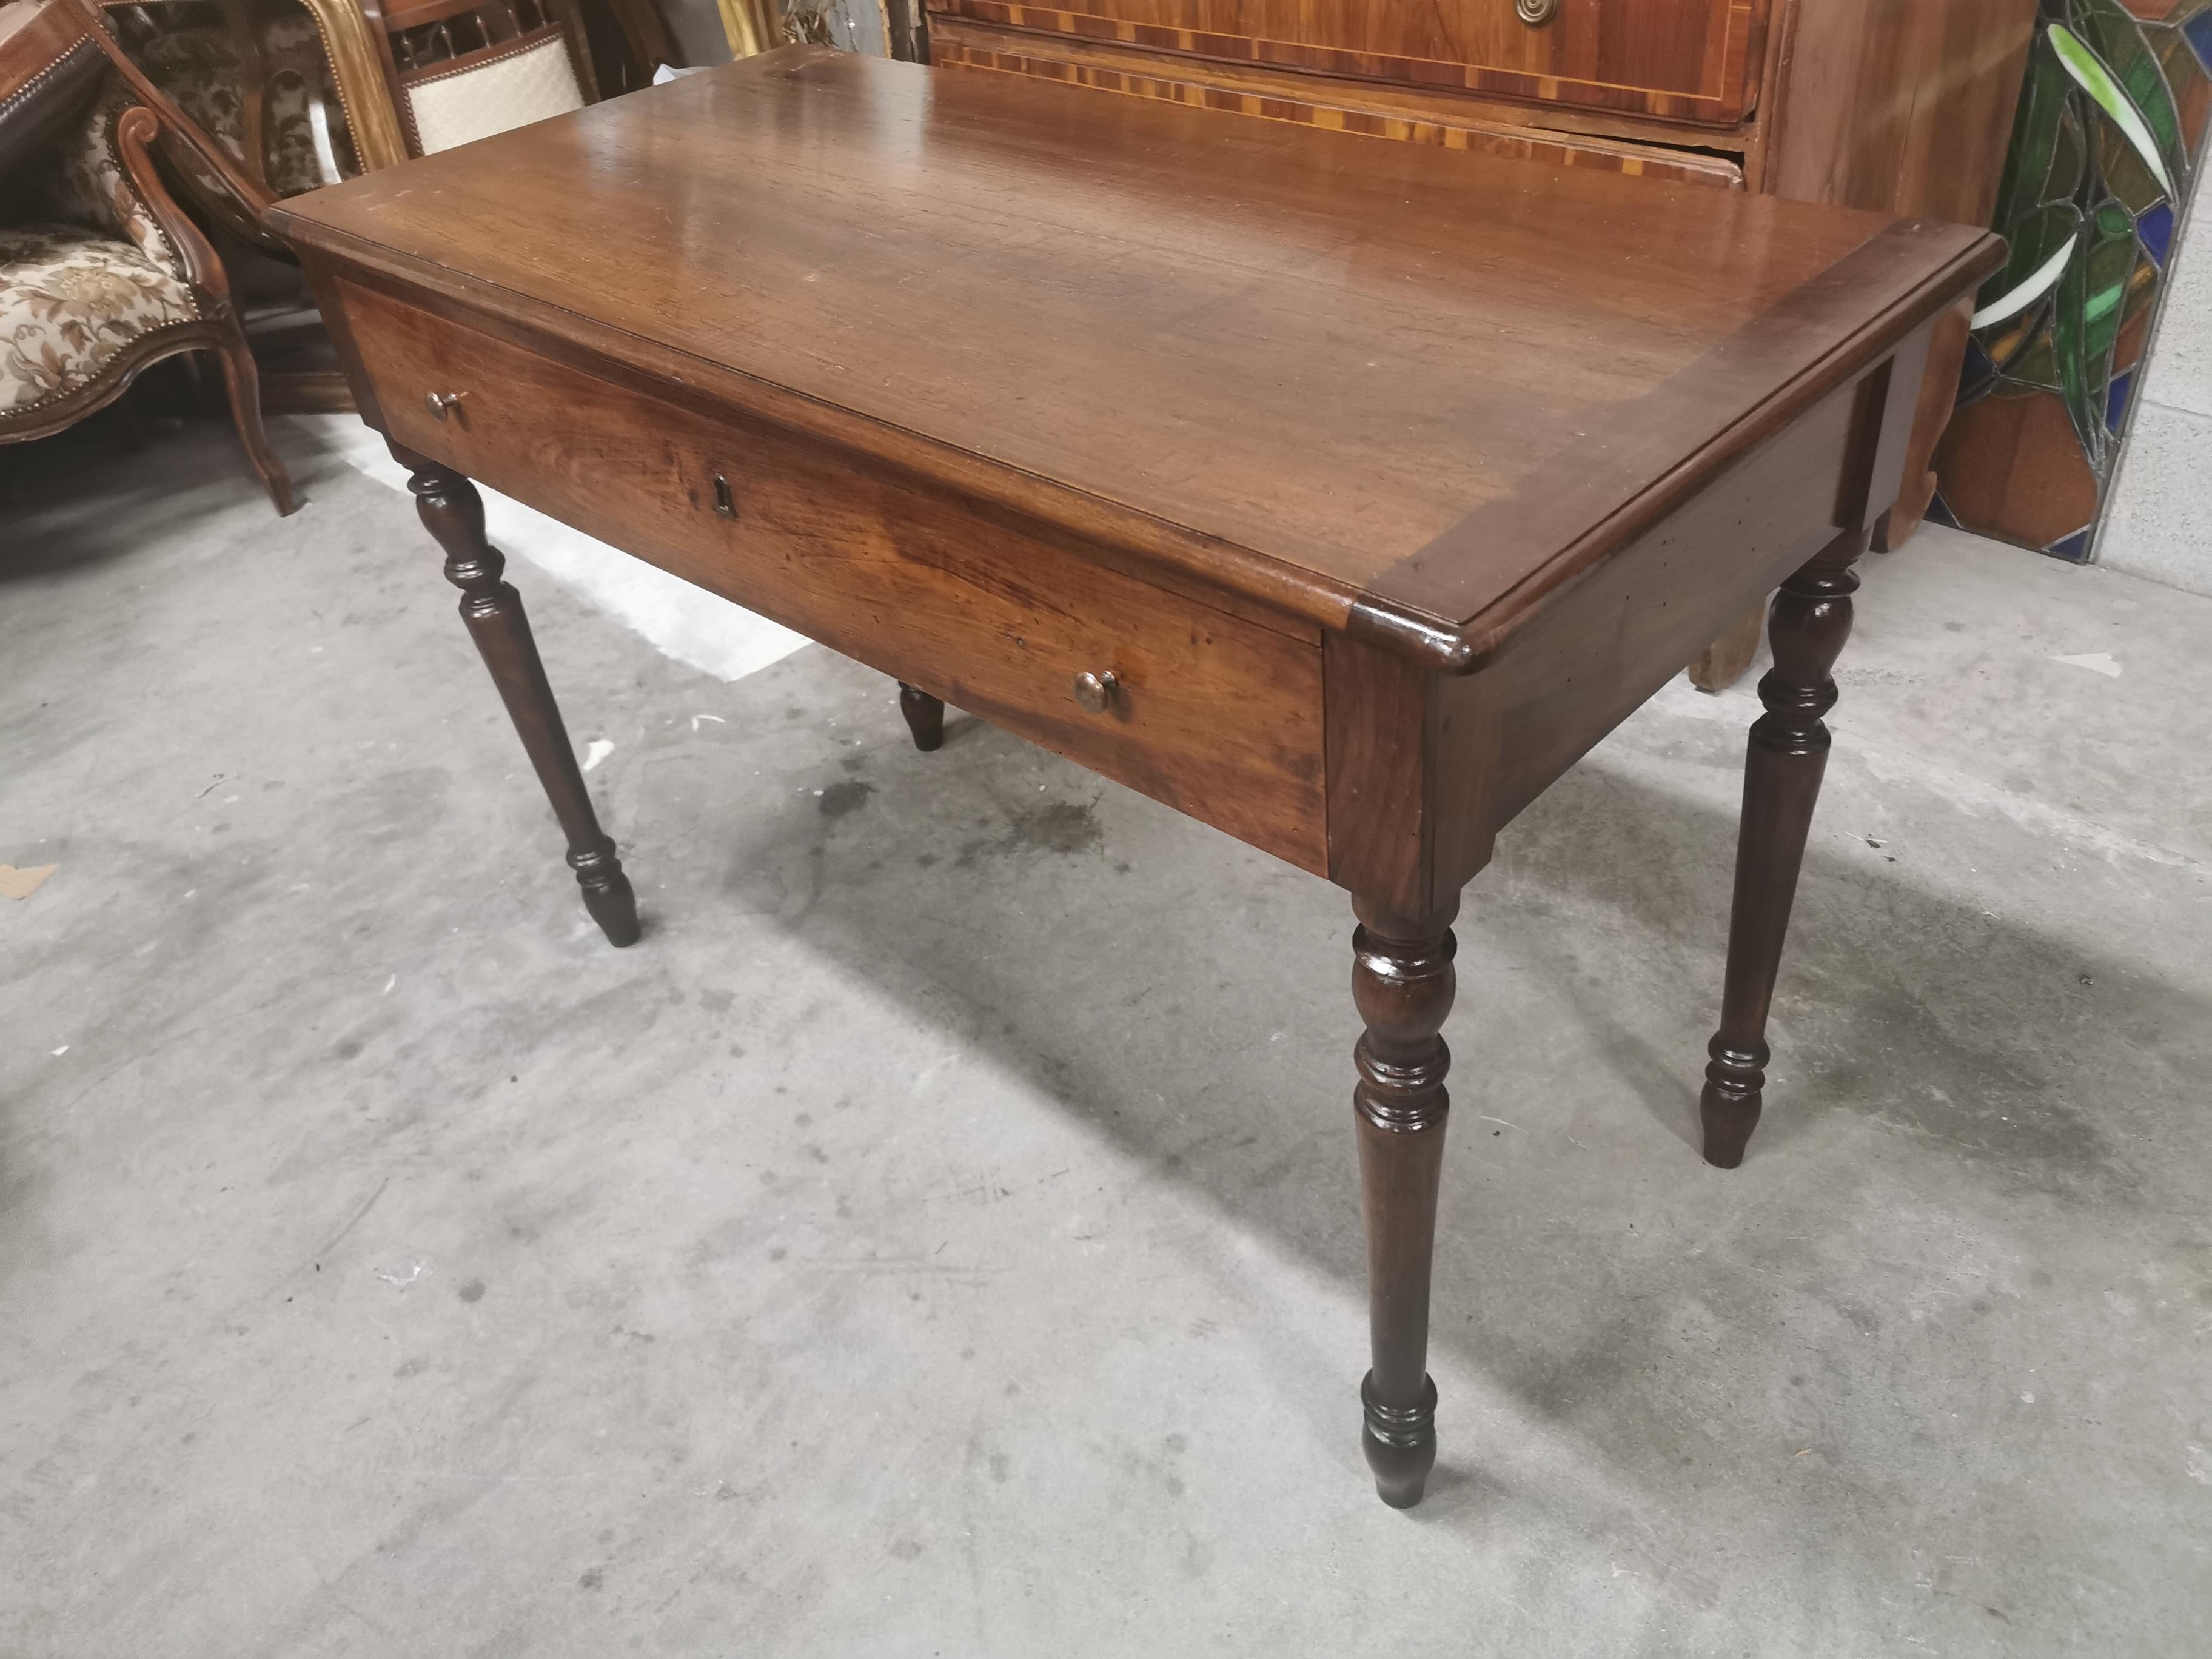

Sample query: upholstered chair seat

[0,220,197,413]
[0,58,292,512]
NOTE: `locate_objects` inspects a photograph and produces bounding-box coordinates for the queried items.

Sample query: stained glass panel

[1933,0,2212,560]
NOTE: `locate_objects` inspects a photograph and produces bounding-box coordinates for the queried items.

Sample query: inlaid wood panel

[331,273,1331,870]
[927,0,1771,125]
[930,32,1743,186]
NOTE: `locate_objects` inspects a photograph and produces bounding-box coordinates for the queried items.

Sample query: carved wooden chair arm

[112,99,235,309]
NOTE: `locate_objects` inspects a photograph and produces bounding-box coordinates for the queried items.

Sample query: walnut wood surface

[335,275,1330,870]
[278,51,2002,1508]
[1751,0,2042,224]
[1700,528,1867,1167]
[928,0,1771,126]
[270,50,1995,666]
[917,1,2037,594]
[1751,0,2040,556]
[1351,893,1456,1509]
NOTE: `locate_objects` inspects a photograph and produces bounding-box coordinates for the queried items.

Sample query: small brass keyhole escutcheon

[1072,670,1119,713]
[712,473,736,518]
[1516,0,1557,23]
[426,390,465,421]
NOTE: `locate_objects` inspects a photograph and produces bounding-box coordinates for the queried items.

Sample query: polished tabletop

[272,47,1994,654]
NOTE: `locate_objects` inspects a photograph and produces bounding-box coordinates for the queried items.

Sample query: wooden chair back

[356,0,595,155]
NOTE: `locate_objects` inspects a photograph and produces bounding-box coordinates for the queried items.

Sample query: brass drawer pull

[425,390,466,421]
[1071,669,1119,713]
[1516,0,1557,22]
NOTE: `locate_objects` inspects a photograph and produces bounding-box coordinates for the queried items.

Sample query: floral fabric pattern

[0,221,197,413]
[112,5,359,196]
[28,89,186,280]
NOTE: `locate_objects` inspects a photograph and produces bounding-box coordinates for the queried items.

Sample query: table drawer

[928,0,1768,126]
[334,277,1330,872]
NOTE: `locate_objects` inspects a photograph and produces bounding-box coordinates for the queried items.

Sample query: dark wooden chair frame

[1,89,292,512]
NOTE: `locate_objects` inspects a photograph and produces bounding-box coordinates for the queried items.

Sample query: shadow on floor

[638,653,2197,1534]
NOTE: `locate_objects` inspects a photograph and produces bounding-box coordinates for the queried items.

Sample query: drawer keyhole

[712,473,736,518]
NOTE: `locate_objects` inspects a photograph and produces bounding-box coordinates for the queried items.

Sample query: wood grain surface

[281,45,2011,1505]
[342,275,1331,869]
[927,0,1771,125]
[270,49,1999,667]
[927,29,1747,187]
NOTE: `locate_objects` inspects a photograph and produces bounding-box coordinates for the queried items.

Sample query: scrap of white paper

[2050,652,2122,678]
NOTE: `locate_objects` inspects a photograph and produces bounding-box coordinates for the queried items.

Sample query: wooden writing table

[269,47,2002,1509]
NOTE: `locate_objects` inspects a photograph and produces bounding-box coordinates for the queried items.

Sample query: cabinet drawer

[333,277,1330,872]
[928,0,1769,127]
[930,22,1744,187]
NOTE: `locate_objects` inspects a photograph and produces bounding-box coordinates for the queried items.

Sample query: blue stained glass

[2188,9,2212,72]
[2048,528,2094,563]
[2139,201,2176,265]
[2107,369,2135,432]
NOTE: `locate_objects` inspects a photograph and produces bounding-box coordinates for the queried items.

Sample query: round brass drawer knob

[1071,669,1120,713]
[426,390,466,421]
[1516,0,1557,23]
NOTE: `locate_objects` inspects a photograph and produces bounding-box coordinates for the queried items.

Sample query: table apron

[321,270,1334,874]
[1322,324,1930,919]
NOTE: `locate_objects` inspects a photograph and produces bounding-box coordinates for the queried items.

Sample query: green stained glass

[1977,199,2081,324]
[2050,102,2089,199]
[2154,27,2210,151]
[1991,27,2078,231]
[2071,0,2190,187]
[2097,116,2165,208]
[2011,335,2063,390]
[2083,253,2132,342]
[2053,199,2138,469]
[1951,1,2212,553]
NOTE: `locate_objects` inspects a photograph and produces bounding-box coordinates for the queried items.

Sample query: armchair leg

[106,104,296,518]
[213,339,295,517]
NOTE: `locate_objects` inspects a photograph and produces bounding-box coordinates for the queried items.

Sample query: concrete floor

[4,413,2210,1658]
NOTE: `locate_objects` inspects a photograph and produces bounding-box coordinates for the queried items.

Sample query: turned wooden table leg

[396,445,640,947]
[897,681,945,751]
[1700,529,1865,1167]
[1352,893,1456,1508]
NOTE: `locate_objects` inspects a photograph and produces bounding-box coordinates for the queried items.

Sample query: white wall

[2098,190,2212,595]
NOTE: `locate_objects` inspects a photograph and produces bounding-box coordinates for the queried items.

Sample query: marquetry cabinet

[922,0,2042,673]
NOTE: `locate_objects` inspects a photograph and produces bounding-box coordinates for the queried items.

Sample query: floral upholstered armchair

[1,9,293,510]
